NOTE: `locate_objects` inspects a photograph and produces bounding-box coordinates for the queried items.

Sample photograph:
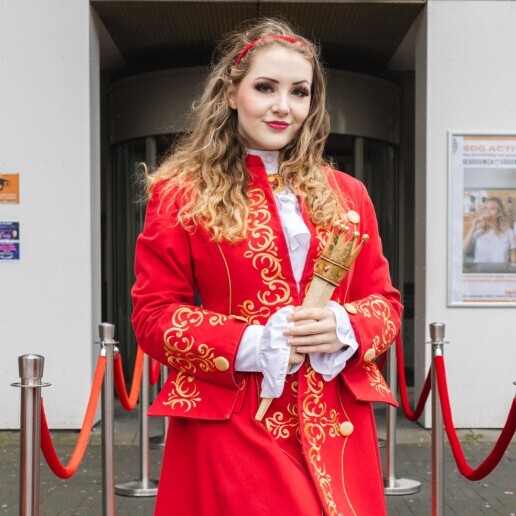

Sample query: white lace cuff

[258,306,294,398]
[235,325,262,372]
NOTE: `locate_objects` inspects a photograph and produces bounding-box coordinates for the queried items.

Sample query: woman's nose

[271,94,290,115]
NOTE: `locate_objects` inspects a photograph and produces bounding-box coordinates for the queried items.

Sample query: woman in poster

[463,197,516,264]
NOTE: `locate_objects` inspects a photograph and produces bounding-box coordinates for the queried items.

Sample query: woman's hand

[284,307,342,355]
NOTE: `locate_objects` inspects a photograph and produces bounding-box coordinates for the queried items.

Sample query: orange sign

[0,174,20,203]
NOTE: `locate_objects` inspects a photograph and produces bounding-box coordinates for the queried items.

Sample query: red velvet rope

[149,357,161,386]
[113,346,143,411]
[434,355,516,480]
[395,334,432,421]
[40,356,106,479]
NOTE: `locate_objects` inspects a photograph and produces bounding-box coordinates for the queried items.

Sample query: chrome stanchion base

[149,434,165,449]
[115,479,159,497]
[384,477,421,496]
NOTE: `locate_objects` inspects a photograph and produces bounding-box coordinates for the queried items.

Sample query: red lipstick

[266,121,289,130]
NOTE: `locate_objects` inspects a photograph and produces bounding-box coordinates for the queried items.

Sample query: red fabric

[235,35,302,65]
[132,156,402,515]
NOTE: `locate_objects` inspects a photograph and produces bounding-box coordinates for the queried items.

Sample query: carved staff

[255,213,369,421]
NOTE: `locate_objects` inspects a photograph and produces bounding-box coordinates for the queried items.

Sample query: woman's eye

[292,86,310,98]
[255,82,274,93]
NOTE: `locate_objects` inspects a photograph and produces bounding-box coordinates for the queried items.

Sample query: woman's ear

[227,81,237,110]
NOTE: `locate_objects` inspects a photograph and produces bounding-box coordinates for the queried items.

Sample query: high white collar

[247,149,279,175]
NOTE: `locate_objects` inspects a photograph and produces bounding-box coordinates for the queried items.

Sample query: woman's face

[228,45,313,151]
[483,201,500,221]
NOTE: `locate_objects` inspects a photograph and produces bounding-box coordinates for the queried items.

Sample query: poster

[0,173,20,203]
[449,134,516,305]
[0,221,20,260]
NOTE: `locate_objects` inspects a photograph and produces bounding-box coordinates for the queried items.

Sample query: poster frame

[448,131,516,307]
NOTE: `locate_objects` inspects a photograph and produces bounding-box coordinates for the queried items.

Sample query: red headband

[234,35,304,66]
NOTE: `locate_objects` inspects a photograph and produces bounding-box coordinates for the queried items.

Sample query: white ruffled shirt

[235,150,358,397]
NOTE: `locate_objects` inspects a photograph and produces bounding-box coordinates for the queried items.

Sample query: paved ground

[0,404,514,515]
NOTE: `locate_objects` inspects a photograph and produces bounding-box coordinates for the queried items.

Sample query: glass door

[325,135,400,286]
[107,138,146,378]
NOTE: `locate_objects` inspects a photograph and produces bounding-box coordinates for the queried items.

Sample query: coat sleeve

[334,177,402,403]
[131,185,248,391]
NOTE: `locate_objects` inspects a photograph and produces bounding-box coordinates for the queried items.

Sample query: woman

[132,18,402,515]
[463,197,516,264]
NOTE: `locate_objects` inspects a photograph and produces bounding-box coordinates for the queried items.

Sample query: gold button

[347,210,360,224]
[364,348,376,362]
[344,303,358,315]
[339,421,354,436]
[214,356,230,372]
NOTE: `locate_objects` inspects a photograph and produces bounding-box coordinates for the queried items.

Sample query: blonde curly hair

[147,18,346,242]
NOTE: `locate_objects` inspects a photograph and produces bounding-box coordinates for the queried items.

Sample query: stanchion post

[99,323,117,516]
[149,364,169,449]
[12,354,50,516]
[430,322,446,516]
[115,352,158,496]
[383,345,421,495]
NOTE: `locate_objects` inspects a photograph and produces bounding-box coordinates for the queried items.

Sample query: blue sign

[0,221,20,260]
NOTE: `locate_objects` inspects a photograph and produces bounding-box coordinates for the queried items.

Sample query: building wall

[0,0,101,428]
[1,0,514,430]
[415,0,516,427]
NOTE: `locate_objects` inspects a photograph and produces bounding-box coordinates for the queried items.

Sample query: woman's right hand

[472,215,485,230]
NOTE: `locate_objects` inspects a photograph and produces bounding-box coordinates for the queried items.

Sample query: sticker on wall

[0,221,20,260]
[0,173,20,203]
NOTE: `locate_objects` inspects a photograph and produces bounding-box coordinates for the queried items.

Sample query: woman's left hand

[284,307,342,355]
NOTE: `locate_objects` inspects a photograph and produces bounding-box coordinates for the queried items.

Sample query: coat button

[364,348,376,362]
[344,303,358,315]
[347,210,360,224]
[214,356,230,372]
[339,421,354,436]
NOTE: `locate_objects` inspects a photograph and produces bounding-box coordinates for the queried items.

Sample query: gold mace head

[314,222,369,287]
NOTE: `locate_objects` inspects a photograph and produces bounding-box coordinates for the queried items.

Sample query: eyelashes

[254,81,310,98]
[292,86,310,97]
[254,82,274,93]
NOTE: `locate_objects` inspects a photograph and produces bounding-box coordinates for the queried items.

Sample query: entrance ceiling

[92,0,426,76]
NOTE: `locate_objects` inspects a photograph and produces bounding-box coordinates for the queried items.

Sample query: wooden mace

[255,217,369,421]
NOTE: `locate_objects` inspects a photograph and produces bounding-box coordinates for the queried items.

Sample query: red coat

[132,154,402,515]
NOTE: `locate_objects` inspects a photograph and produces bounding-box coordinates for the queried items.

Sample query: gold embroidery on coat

[265,380,300,440]
[302,367,343,516]
[355,295,396,398]
[239,188,292,322]
[265,403,299,440]
[164,306,227,374]
[315,225,331,253]
[163,371,201,412]
[363,362,391,397]
[356,295,396,356]
[215,243,232,314]
[239,300,270,321]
